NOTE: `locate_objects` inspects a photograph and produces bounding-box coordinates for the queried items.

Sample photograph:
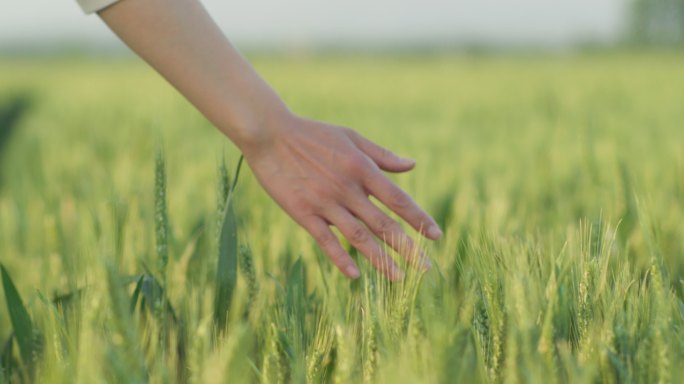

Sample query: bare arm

[99,0,442,280]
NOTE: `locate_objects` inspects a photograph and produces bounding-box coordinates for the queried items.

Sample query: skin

[98,0,442,280]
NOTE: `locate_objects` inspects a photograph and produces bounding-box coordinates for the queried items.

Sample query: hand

[97,0,442,279]
[241,112,442,280]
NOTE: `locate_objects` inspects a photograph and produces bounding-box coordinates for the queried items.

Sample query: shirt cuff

[76,0,120,14]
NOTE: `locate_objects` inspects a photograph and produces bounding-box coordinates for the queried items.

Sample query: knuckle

[388,189,410,210]
[343,126,359,139]
[340,178,360,194]
[313,230,337,248]
[349,226,369,245]
[307,186,334,208]
[289,198,310,214]
[342,153,368,174]
[295,197,327,218]
[375,216,397,234]
[320,234,337,249]
[325,248,344,263]
[345,181,371,201]
[309,185,327,200]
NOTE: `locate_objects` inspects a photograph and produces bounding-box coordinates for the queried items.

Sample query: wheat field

[0,53,683,383]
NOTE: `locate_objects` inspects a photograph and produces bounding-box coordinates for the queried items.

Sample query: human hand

[241,112,442,280]
[97,0,440,280]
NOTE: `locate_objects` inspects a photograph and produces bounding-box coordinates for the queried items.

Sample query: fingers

[347,196,431,270]
[325,208,405,281]
[346,129,416,173]
[364,173,443,240]
[302,217,360,279]
[344,128,442,239]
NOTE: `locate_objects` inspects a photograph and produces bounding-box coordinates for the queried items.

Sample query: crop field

[0,53,683,383]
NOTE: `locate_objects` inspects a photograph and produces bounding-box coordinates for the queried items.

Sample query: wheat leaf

[0,264,35,368]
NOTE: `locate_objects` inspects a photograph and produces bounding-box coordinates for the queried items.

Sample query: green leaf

[52,288,83,308]
[231,156,244,195]
[286,257,306,312]
[120,274,143,286]
[130,275,144,314]
[138,268,178,323]
[0,264,35,367]
[213,155,243,330]
[213,195,238,329]
[1,335,14,382]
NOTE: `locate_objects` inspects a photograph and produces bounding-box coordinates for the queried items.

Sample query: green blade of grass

[1,335,14,381]
[103,261,147,383]
[213,155,244,329]
[139,266,178,322]
[130,275,144,314]
[231,155,244,194]
[52,288,84,308]
[0,264,35,368]
[213,194,238,329]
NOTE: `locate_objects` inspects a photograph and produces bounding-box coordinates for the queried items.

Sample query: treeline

[631,0,684,45]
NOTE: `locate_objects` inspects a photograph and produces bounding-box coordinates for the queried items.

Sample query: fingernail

[427,225,443,240]
[404,158,416,165]
[346,265,360,279]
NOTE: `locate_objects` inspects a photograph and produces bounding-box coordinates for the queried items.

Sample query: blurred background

[0,0,682,54]
[1,2,684,383]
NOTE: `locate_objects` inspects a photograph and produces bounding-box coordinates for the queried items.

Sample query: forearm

[98,0,290,150]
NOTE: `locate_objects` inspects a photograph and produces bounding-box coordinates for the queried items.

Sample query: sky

[0,0,628,51]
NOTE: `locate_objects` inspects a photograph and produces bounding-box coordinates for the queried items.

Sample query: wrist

[227,101,296,155]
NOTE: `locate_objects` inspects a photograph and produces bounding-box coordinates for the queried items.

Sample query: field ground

[0,53,683,383]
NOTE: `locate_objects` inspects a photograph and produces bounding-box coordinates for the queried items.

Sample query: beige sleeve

[76,0,120,14]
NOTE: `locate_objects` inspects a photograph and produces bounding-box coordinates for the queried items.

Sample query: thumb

[347,130,416,173]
